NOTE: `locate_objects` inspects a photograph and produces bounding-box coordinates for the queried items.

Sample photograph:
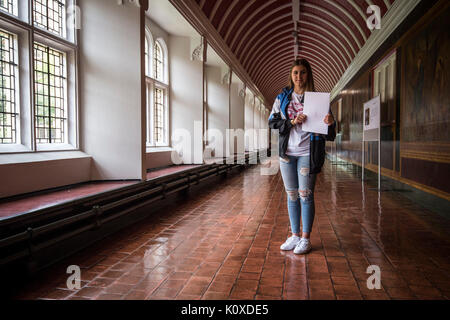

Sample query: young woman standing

[268,59,336,254]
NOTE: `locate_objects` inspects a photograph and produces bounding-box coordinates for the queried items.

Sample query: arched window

[145,36,148,75]
[153,41,163,81]
[145,27,153,77]
[145,33,169,147]
[153,38,168,84]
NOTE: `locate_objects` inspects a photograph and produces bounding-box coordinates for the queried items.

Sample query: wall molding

[401,142,450,164]
[191,40,204,61]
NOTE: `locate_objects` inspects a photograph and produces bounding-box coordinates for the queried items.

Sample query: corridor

[1,0,449,304]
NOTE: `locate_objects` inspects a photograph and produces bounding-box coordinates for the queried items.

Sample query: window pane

[0,0,17,15]
[34,42,66,144]
[154,42,163,82]
[145,37,149,77]
[154,87,164,144]
[33,0,66,37]
[0,29,18,144]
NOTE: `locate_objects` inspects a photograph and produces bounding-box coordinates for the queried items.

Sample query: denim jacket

[268,87,336,174]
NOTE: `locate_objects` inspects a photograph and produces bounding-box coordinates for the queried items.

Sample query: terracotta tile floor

[10,160,450,300]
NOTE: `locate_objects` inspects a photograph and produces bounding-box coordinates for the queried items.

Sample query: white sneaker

[280,236,301,251]
[294,238,312,254]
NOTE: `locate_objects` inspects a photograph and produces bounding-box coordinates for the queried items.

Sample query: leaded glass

[0,29,17,144]
[34,42,66,144]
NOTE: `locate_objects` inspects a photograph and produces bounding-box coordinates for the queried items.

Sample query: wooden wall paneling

[399,1,450,197]
[395,48,401,173]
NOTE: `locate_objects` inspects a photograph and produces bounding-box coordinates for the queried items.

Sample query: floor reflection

[10,160,450,300]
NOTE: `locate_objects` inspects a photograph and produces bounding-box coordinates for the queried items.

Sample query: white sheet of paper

[302,92,330,135]
[363,95,380,131]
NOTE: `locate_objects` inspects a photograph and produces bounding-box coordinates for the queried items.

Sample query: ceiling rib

[182,0,397,104]
[233,4,292,54]
[249,36,343,80]
[303,2,362,50]
[216,0,240,32]
[251,46,338,88]
[255,53,335,91]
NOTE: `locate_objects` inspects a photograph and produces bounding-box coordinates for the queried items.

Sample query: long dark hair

[287,59,316,92]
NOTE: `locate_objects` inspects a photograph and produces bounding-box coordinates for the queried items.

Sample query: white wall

[206,66,229,158]
[168,35,203,165]
[0,152,91,198]
[253,99,261,150]
[244,89,255,151]
[145,149,173,169]
[260,107,269,149]
[79,0,144,180]
[229,81,245,155]
[146,17,169,49]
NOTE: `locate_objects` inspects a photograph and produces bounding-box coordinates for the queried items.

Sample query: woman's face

[291,65,308,88]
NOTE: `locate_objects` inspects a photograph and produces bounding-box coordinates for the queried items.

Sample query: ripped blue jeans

[279,155,317,234]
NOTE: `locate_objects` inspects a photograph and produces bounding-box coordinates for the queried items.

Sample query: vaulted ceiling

[192,0,396,104]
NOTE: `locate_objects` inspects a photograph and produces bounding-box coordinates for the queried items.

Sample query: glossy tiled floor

[11,160,450,300]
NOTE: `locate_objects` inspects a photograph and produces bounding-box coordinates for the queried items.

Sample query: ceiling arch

[241,24,349,74]
[242,30,345,79]
[250,42,337,89]
[303,2,362,50]
[226,0,281,45]
[216,0,240,32]
[237,14,292,63]
[323,0,367,42]
[252,48,337,89]
[232,5,292,54]
[256,52,335,91]
[245,35,341,84]
[302,13,356,59]
[192,0,396,104]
